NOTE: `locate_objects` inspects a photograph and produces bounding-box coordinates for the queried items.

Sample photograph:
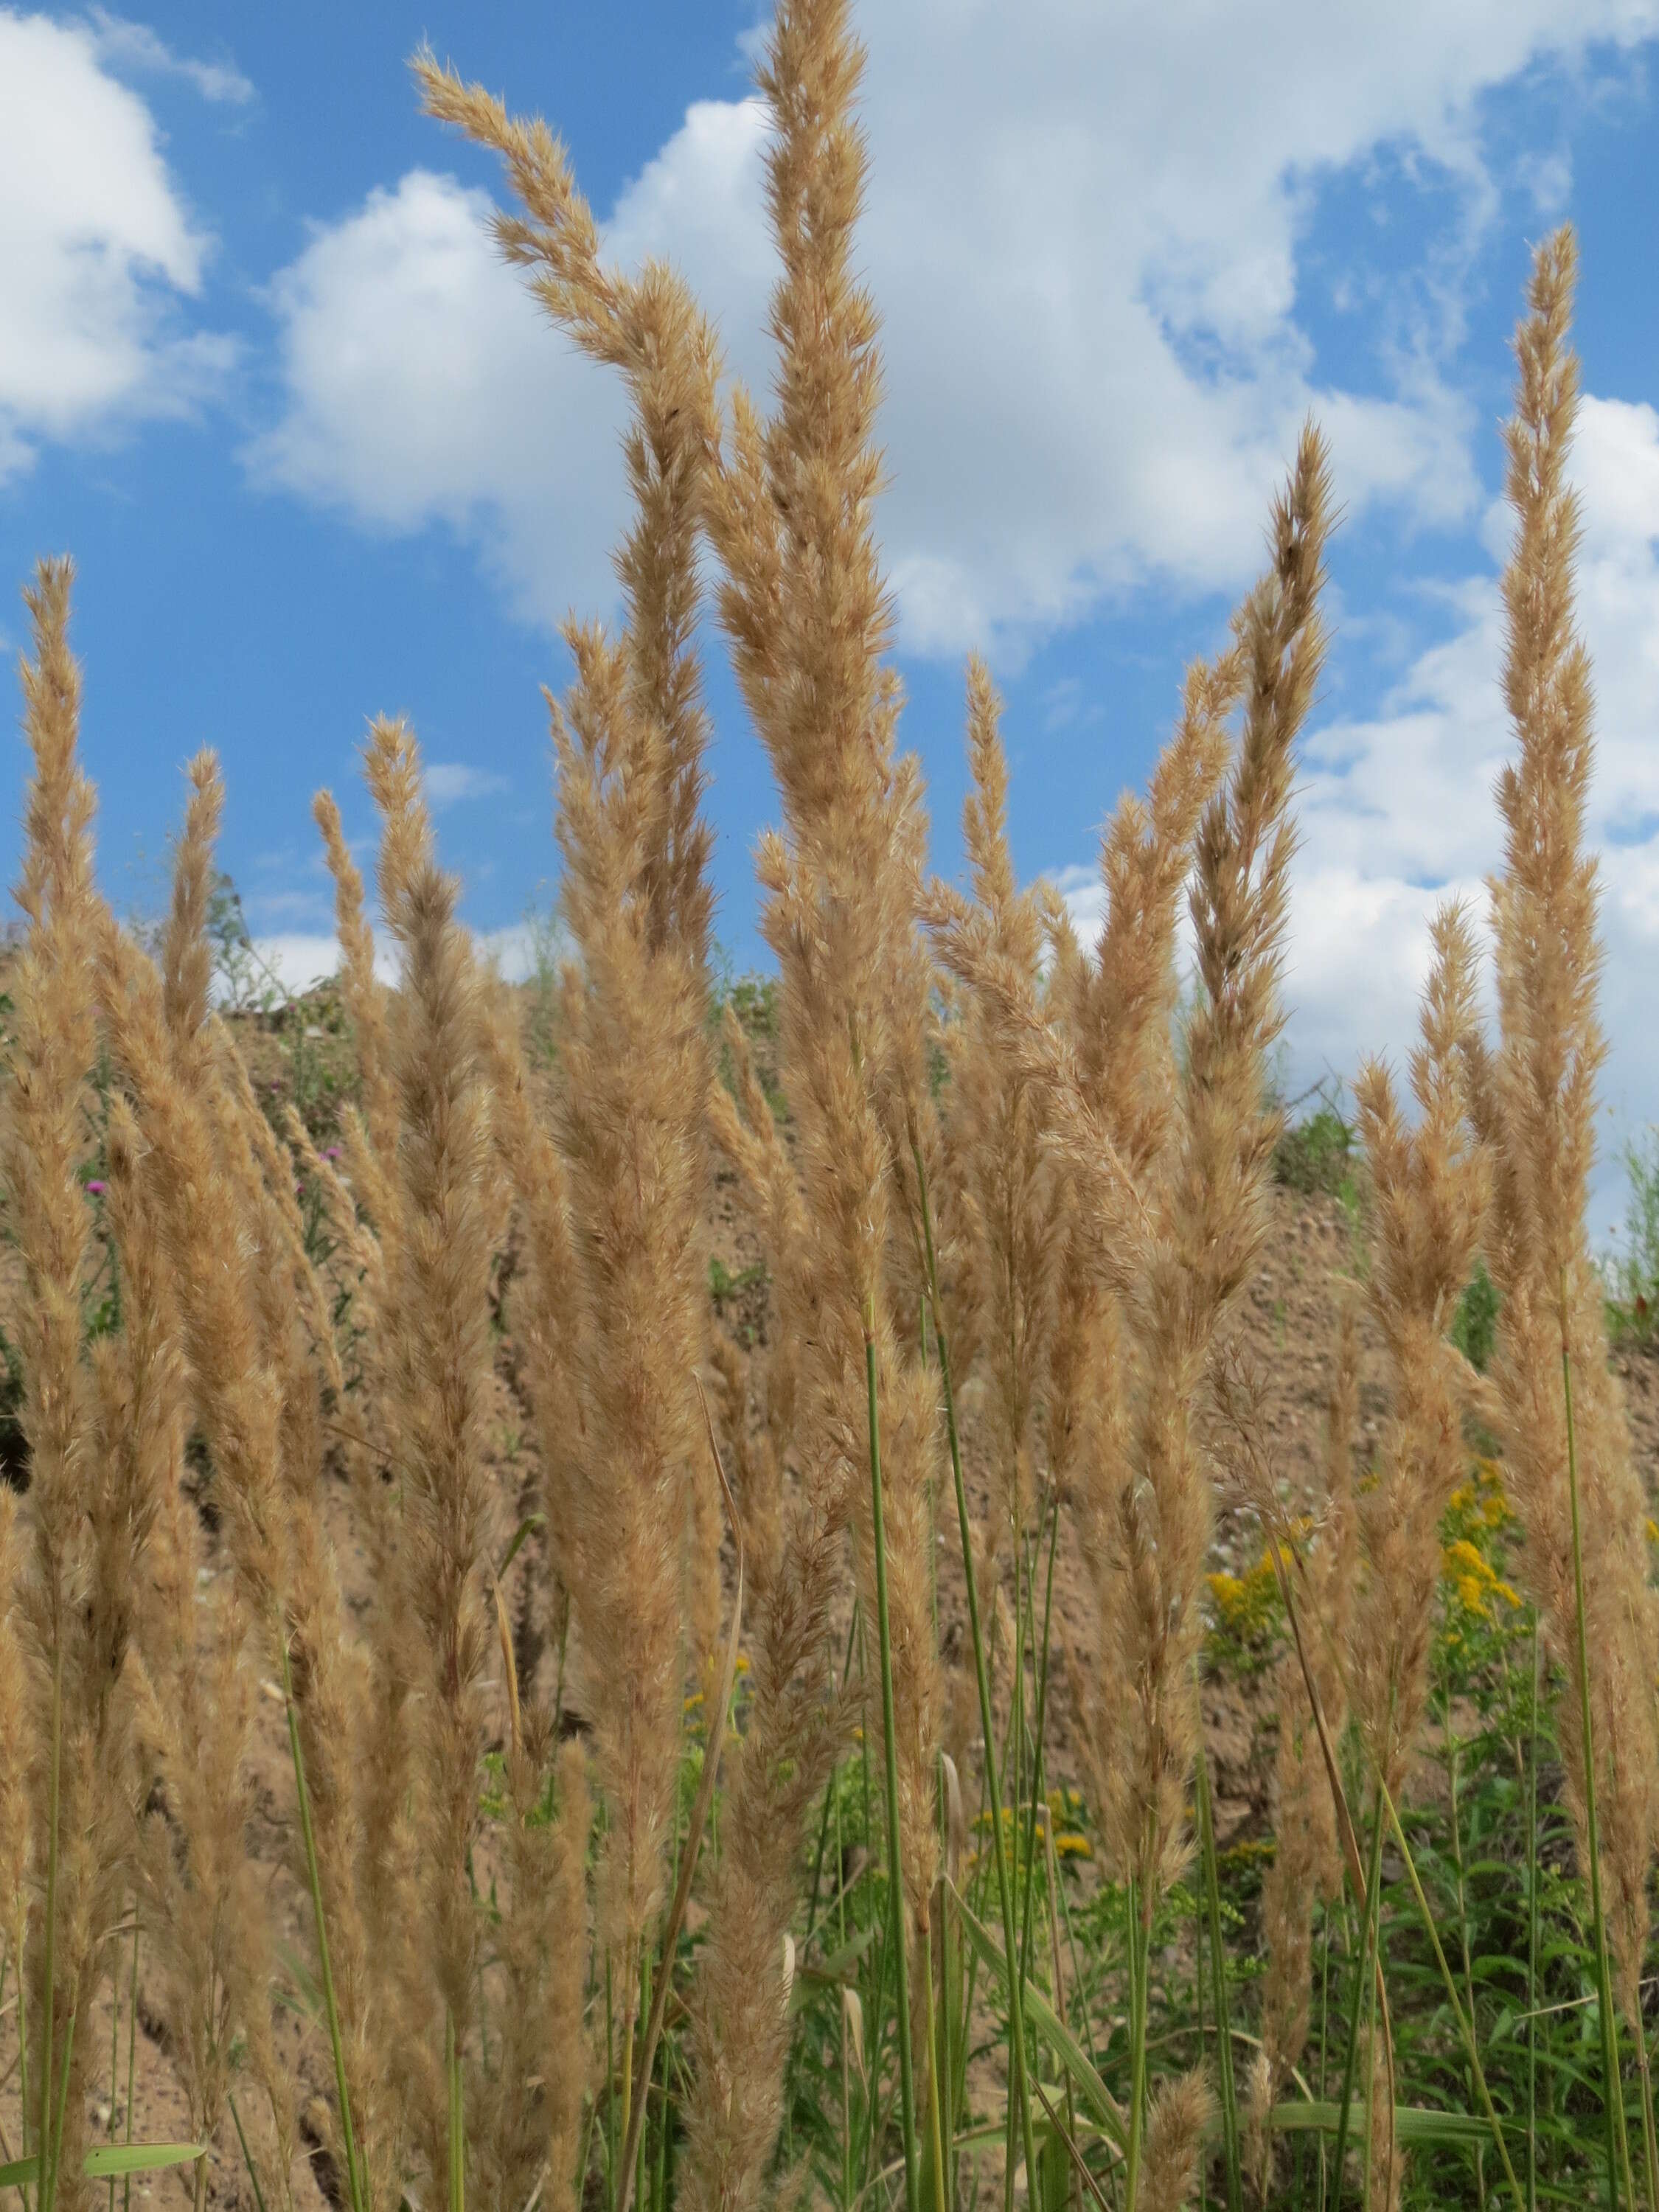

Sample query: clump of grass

[0,23,1653,2212]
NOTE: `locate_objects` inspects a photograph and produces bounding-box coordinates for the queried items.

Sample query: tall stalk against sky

[1462,223,1659,2198]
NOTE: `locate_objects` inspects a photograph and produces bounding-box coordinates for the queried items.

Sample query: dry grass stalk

[420,32,728,2131]
[548,612,712,1999]
[925,662,1065,1656]
[5,557,125,2212]
[1464,225,1659,2028]
[359,714,503,2186]
[7,22,1658,2212]
[1116,426,1332,1908]
[426,4,950,2193]
[1350,904,1490,1801]
[684,0,953,2174]
[1028,657,1237,1878]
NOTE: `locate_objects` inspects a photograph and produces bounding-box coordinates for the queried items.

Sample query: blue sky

[2,1,1658,1232]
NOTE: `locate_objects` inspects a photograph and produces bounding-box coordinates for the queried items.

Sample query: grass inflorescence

[0,12,1655,2212]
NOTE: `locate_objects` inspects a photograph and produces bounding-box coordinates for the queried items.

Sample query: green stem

[16,1905,28,2212]
[1124,1871,1150,2212]
[1017,1502,1061,1989]
[1195,1844,1208,2212]
[911,1146,1041,2201]
[122,1920,140,2179]
[1194,1724,1242,2212]
[227,2096,269,2212]
[1445,1696,1486,2206]
[1634,2034,1659,2212]
[1563,1317,1635,2212]
[37,1644,62,2212]
[1375,1772,1524,2211]
[1317,1905,1331,2212]
[920,1911,949,2212]
[838,1781,853,2212]
[282,1635,366,2212]
[47,2005,76,2212]
[1526,1623,1539,2212]
[445,2006,465,2212]
[605,1953,617,2208]
[1330,1784,1385,2212]
[863,1303,920,2212]
[106,1906,121,2212]
[1361,1916,1377,2212]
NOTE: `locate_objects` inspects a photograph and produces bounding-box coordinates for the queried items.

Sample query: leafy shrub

[1273,1098,1353,1196]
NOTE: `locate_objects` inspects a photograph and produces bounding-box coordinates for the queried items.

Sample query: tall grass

[0,8,1654,2212]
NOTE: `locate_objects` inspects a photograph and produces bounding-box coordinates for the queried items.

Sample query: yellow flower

[1441,1536,1522,1621]
[1207,1548,1282,1641]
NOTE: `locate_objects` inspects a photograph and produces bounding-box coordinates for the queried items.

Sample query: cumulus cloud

[0,9,236,479]
[256,0,1655,656]
[248,97,772,627]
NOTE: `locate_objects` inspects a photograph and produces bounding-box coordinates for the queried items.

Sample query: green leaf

[496,1514,544,1580]
[950,1885,1125,2153]
[84,2146,206,2180]
[0,2144,204,2190]
[1263,2101,1491,2150]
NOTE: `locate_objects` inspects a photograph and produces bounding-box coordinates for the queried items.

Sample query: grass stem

[281,1633,366,2212]
[863,1299,920,2212]
[911,1144,1041,2202]
[1194,1719,1242,2212]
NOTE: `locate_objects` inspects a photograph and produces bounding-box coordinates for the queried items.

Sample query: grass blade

[912,1140,1042,2202]
[861,1295,920,2212]
[1194,1712,1242,2212]
[613,1383,747,2212]
[281,1635,366,2212]
[950,1885,1125,2152]
[0,2146,206,2191]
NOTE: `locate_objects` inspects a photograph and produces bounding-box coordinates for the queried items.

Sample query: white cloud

[0,10,234,479]
[1049,387,1659,1235]
[1516,145,1573,211]
[247,169,625,625]
[86,10,254,105]
[257,0,1655,656]
[425,760,510,807]
[1287,392,1658,1231]
[249,97,772,628]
